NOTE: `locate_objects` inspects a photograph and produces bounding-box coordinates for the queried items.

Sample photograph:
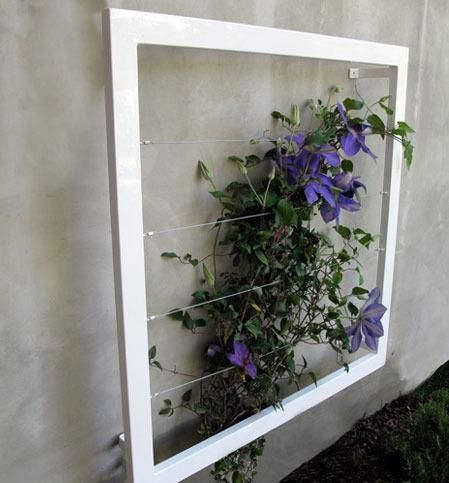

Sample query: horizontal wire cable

[143,192,387,237]
[140,137,275,145]
[147,280,280,321]
[141,130,386,146]
[151,343,292,398]
[144,212,272,237]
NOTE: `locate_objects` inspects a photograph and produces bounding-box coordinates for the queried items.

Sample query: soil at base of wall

[281,361,449,483]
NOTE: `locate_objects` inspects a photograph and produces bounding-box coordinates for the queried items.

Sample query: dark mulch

[282,361,449,483]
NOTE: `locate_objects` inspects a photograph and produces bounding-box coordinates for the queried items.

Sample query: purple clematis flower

[337,102,377,160]
[276,133,340,185]
[304,173,335,207]
[284,132,305,146]
[227,341,257,379]
[332,172,366,197]
[296,144,341,175]
[320,194,360,225]
[275,153,301,184]
[320,172,365,225]
[345,288,387,352]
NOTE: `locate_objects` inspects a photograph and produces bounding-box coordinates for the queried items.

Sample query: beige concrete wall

[1,1,447,482]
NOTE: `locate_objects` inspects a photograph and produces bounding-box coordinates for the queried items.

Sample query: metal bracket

[348,67,393,79]
[118,432,126,451]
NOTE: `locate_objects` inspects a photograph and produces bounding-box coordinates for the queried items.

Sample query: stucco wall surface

[0,1,447,482]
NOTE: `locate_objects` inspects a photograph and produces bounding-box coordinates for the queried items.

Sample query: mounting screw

[348,68,359,79]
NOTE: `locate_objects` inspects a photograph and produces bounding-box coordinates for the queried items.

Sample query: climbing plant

[151,87,414,482]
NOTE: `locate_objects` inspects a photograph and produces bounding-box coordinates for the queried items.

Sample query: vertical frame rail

[102,8,408,482]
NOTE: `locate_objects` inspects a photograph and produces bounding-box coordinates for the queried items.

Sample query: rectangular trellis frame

[102,8,408,483]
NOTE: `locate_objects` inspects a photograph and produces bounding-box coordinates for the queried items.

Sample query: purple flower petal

[234,341,249,359]
[337,102,350,128]
[357,134,378,160]
[362,303,387,320]
[285,133,305,147]
[350,325,363,352]
[345,324,359,337]
[361,288,381,313]
[317,185,336,208]
[319,145,341,167]
[245,363,257,379]
[333,172,353,191]
[227,352,243,368]
[320,203,339,224]
[341,133,361,156]
[364,332,379,351]
[338,194,360,212]
[363,320,384,337]
[353,177,367,192]
[304,182,319,204]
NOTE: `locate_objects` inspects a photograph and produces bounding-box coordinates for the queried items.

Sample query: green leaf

[152,360,162,370]
[275,199,298,226]
[182,312,195,331]
[367,113,386,137]
[353,228,375,248]
[332,271,343,285]
[161,252,179,259]
[274,301,288,315]
[232,472,244,483]
[397,121,415,134]
[203,264,215,288]
[343,98,364,111]
[280,318,292,333]
[245,154,263,167]
[182,389,192,402]
[148,345,157,360]
[227,155,244,164]
[168,309,183,321]
[245,320,263,337]
[183,254,199,267]
[356,266,364,285]
[308,371,318,386]
[341,159,353,173]
[271,110,285,121]
[336,225,351,240]
[403,139,414,169]
[306,129,330,146]
[255,250,269,266]
[352,286,369,296]
[159,407,174,416]
[265,191,279,208]
[348,302,359,316]
[209,190,226,199]
[320,232,333,247]
[379,102,394,115]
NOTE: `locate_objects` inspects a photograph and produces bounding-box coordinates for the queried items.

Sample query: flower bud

[203,264,215,288]
[268,166,276,181]
[290,103,300,126]
[198,160,214,182]
[237,161,248,176]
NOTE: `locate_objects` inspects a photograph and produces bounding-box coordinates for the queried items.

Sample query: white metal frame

[102,8,408,483]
